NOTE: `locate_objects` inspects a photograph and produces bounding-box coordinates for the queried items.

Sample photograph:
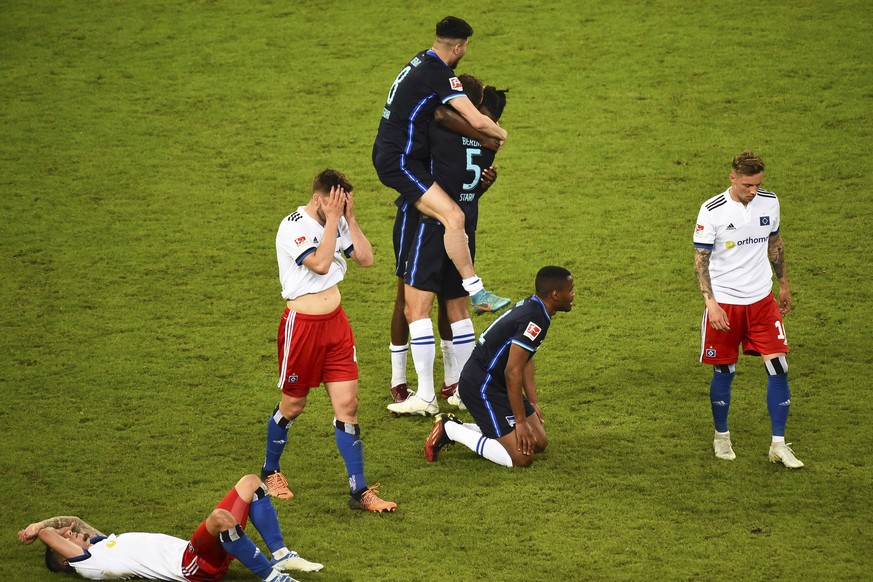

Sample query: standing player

[693,151,803,468]
[389,80,508,416]
[18,474,321,581]
[373,16,510,328]
[261,169,397,512]
[425,267,575,467]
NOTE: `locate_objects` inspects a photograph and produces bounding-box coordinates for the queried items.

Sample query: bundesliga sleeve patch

[523,322,542,341]
[294,236,307,247]
[449,76,462,91]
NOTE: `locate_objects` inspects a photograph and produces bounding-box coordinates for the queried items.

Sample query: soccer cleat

[440,382,458,399]
[713,433,736,460]
[425,413,459,462]
[769,443,804,469]
[387,393,439,416]
[471,289,511,314]
[390,382,410,403]
[272,551,324,573]
[263,570,299,582]
[447,391,467,410]
[263,471,295,499]
[348,483,397,513]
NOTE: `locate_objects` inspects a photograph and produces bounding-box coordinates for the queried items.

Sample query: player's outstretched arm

[19,516,103,545]
[434,106,501,151]
[450,96,507,142]
[37,526,89,560]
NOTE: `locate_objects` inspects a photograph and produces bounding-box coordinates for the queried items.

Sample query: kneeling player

[424,267,574,467]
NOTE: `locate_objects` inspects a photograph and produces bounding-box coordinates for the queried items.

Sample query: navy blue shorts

[459,368,534,439]
[404,221,475,298]
[393,204,421,277]
[373,144,435,207]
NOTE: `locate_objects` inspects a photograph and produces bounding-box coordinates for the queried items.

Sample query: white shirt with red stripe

[69,533,188,581]
[276,206,354,300]
[693,187,780,305]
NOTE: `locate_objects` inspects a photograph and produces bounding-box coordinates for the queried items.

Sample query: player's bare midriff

[286,284,341,315]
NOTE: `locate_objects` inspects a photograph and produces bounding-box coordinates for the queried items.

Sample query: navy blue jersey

[464,295,552,391]
[374,50,466,160]
[425,120,497,233]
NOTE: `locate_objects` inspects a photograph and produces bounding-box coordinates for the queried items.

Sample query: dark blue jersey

[464,295,552,392]
[374,50,466,160]
[425,120,497,233]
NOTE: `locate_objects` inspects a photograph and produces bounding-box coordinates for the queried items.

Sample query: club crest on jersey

[524,322,542,340]
[760,216,770,226]
[706,348,717,358]
[294,236,307,247]
[449,76,462,91]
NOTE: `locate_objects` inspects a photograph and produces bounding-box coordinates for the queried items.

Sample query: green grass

[2,1,871,580]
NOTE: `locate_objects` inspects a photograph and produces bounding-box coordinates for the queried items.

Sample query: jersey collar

[531,295,551,322]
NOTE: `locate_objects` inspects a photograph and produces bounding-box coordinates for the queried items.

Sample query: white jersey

[693,187,780,305]
[276,206,354,300]
[69,533,188,581]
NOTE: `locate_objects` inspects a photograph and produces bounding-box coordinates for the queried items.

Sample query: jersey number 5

[463,147,482,190]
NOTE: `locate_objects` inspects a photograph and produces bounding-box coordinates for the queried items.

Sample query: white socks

[409,319,435,402]
[450,318,475,374]
[445,421,512,467]
[441,340,457,386]
[390,343,408,388]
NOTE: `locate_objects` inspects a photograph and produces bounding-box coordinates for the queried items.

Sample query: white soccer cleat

[387,393,439,416]
[713,432,736,460]
[271,550,324,572]
[446,392,467,410]
[769,442,804,469]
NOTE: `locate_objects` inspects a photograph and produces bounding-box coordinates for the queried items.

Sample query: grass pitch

[2,1,871,580]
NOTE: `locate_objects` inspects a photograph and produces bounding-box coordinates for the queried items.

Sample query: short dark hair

[535,266,572,296]
[458,73,484,107]
[732,151,765,176]
[480,86,509,121]
[436,16,473,40]
[311,168,353,195]
[45,546,74,573]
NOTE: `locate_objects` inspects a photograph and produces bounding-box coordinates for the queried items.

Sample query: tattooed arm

[769,234,792,314]
[694,247,730,331]
[18,516,104,545]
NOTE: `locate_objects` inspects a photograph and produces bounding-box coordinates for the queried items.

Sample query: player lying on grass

[425,266,574,467]
[18,474,321,581]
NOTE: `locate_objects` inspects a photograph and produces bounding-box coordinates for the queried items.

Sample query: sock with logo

[765,358,791,437]
[445,422,513,467]
[219,524,273,579]
[248,486,285,554]
[710,364,735,433]
[334,419,367,496]
[262,406,293,474]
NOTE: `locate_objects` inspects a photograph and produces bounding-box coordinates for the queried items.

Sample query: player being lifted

[374,17,510,403]
[388,75,508,416]
[425,267,575,467]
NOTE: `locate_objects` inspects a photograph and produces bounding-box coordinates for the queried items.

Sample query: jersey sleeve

[427,61,465,105]
[278,219,318,265]
[510,316,549,353]
[693,204,715,248]
[770,196,781,236]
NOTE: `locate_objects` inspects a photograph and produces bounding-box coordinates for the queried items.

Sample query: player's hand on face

[342,190,355,220]
[323,186,345,220]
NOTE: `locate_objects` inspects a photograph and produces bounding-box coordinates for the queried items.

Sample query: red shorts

[181,487,250,581]
[277,306,359,397]
[700,295,790,364]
